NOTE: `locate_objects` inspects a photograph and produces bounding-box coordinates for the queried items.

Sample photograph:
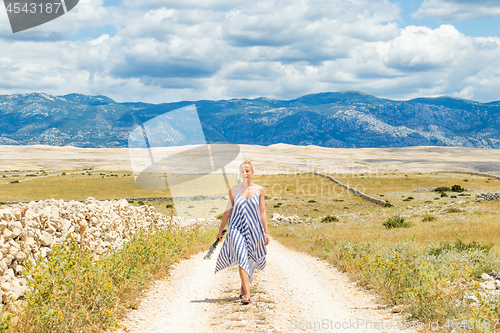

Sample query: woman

[214,159,270,304]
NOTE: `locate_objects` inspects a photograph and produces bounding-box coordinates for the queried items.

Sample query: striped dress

[214,190,267,283]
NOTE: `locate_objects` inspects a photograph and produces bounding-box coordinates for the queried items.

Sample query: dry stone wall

[302,171,388,207]
[437,170,500,180]
[475,192,500,203]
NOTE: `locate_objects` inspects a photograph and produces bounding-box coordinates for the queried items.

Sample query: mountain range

[0,91,499,149]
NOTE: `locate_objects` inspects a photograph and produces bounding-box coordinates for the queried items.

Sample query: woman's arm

[217,185,235,241]
[259,186,270,246]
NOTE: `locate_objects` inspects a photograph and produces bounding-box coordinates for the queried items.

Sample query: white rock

[481,273,494,281]
[481,281,496,291]
[2,229,13,240]
[39,231,54,246]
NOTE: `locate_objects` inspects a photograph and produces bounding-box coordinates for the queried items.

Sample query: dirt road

[113,237,418,333]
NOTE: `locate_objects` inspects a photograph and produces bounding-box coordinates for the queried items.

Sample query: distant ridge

[0,91,498,148]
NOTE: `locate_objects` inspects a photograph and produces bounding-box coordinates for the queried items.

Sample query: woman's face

[240,164,253,181]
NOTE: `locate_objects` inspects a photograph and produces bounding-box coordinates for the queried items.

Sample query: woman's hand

[264,232,270,246]
[216,230,224,242]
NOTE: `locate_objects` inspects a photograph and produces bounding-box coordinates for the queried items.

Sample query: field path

[112,237,419,333]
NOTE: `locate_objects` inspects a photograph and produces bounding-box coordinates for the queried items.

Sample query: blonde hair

[240,159,254,172]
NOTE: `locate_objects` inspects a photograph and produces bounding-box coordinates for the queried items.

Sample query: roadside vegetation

[1,227,215,333]
[270,172,500,332]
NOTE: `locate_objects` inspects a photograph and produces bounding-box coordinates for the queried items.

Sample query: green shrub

[308,200,316,203]
[321,215,339,223]
[429,239,494,256]
[384,200,394,207]
[440,192,448,197]
[435,186,451,192]
[451,184,464,192]
[421,215,437,222]
[10,180,19,184]
[165,204,174,208]
[383,217,413,229]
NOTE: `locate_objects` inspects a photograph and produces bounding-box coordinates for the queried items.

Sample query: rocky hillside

[0,91,499,148]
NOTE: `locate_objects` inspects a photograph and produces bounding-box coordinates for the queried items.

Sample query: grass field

[1,169,500,331]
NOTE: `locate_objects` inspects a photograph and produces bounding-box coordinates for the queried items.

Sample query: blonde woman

[214,160,270,304]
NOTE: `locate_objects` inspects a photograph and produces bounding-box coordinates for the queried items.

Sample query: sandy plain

[0,144,499,175]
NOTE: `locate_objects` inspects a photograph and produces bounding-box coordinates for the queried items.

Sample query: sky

[0,0,500,103]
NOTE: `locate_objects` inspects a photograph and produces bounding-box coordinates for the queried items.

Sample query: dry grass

[268,172,500,332]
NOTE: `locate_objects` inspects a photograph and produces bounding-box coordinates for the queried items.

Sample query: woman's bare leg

[238,265,250,299]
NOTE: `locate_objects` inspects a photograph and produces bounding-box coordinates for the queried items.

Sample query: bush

[384,200,394,207]
[440,192,448,197]
[421,215,437,222]
[137,201,145,206]
[451,184,464,192]
[429,239,494,256]
[435,186,451,192]
[446,207,462,213]
[321,215,339,223]
[308,200,316,203]
[165,204,174,208]
[383,217,413,229]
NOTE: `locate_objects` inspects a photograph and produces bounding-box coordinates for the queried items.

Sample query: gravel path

[112,237,419,332]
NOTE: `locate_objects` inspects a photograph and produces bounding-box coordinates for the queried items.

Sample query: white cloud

[413,0,500,21]
[383,24,473,71]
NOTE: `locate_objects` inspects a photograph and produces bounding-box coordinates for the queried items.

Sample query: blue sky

[0,0,500,103]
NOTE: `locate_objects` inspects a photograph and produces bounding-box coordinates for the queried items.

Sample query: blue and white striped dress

[214,190,267,283]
